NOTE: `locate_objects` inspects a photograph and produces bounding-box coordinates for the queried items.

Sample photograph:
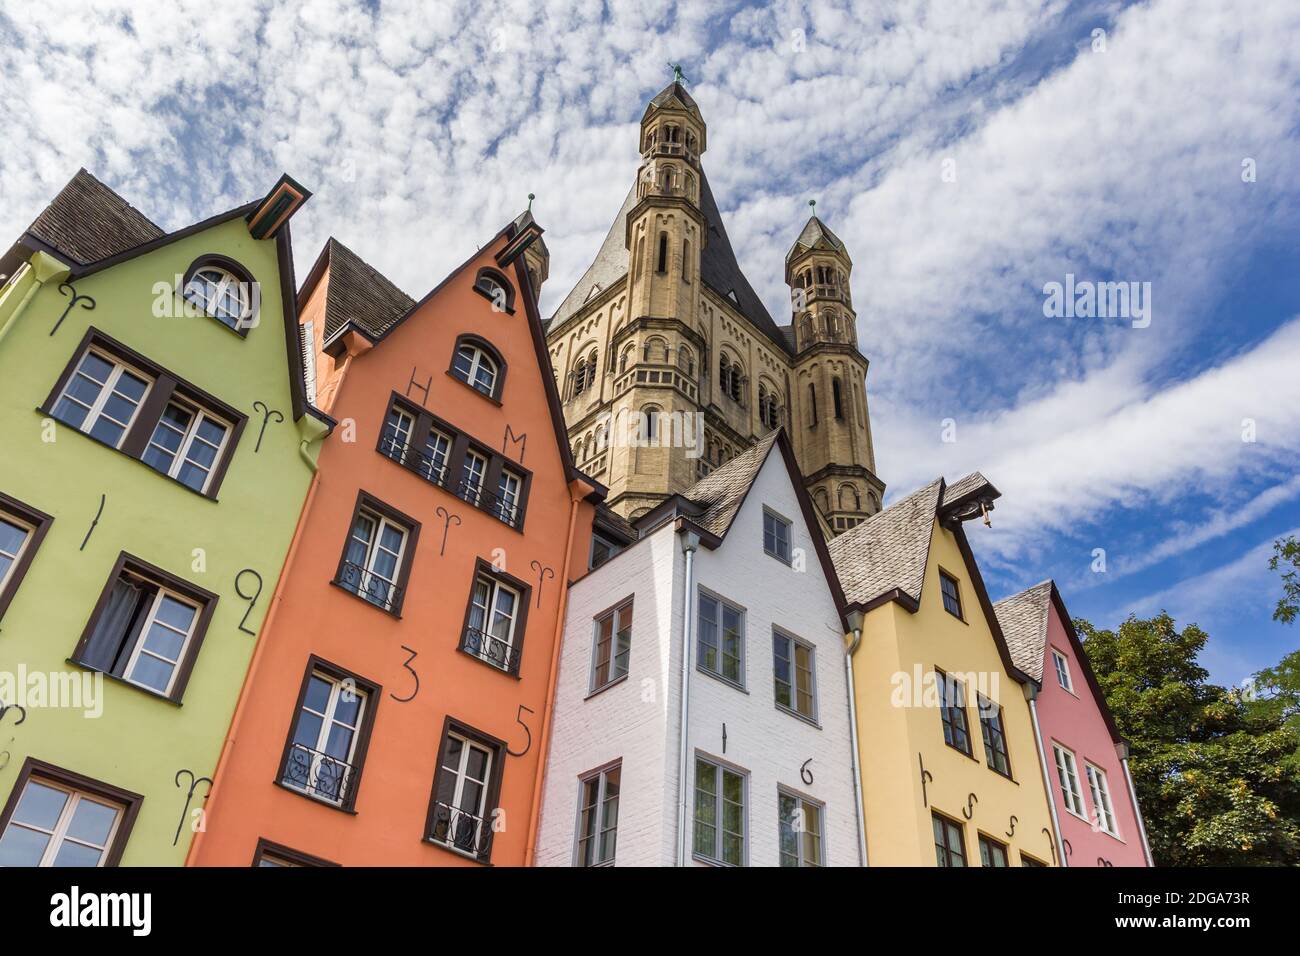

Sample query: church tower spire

[786,204,885,532]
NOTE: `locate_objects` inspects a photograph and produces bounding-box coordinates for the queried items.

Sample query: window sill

[458,645,522,679]
[763,549,792,566]
[696,666,747,694]
[445,370,503,406]
[273,779,359,814]
[41,409,223,502]
[586,674,629,700]
[329,579,403,619]
[775,703,821,729]
[691,852,743,868]
[422,836,492,866]
[66,658,184,706]
[1062,805,1090,823]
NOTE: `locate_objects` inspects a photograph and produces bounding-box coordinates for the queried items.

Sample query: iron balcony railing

[461,626,522,676]
[281,744,356,807]
[428,801,494,859]
[379,432,522,530]
[337,560,402,612]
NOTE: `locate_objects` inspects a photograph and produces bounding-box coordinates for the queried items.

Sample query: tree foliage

[1271,535,1300,625]
[1076,612,1300,866]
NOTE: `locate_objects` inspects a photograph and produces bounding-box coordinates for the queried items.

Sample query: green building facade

[0,171,329,865]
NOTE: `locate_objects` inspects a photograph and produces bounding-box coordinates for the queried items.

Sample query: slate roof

[992,580,1055,682]
[941,471,995,510]
[786,214,846,261]
[679,430,780,538]
[320,237,415,340]
[828,478,943,608]
[25,169,163,265]
[548,173,791,356]
[645,80,700,117]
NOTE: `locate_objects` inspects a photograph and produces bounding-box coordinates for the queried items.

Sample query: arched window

[450,336,504,400]
[183,256,256,332]
[620,346,634,373]
[473,268,515,311]
[759,382,781,429]
[656,233,669,274]
[594,424,607,453]
[678,346,695,377]
[719,355,743,403]
[839,484,860,511]
[868,492,880,513]
[833,378,844,419]
[808,383,818,426]
[814,489,830,513]
[664,125,680,144]
[642,405,661,442]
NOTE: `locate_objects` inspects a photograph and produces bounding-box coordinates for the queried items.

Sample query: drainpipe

[1119,746,1154,866]
[675,530,700,866]
[185,469,322,865]
[1025,687,1068,867]
[0,254,69,349]
[843,610,869,867]
[523,480,588,866]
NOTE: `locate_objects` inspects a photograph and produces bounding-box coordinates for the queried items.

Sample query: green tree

[1076,613,1300,866]
[1271,535,1300,625]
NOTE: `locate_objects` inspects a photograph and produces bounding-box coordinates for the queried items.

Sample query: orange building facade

[189,214,598,867]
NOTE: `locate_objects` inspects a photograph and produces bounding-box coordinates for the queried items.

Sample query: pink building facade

[995,581,1152,867]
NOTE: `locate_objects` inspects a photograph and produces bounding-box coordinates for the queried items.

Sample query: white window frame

[346,510,408,609]
[286,672,368,806]
[382,407,414,459]
[119,584,201,697]
[1085,762,1119,836]
[468,574,520,667]
[433,731,494,857]
[54,348,153,448]
[1052,743,1087,819]
[762,507,792,564]
[1052,648,1075,693]
[589,599,633,692]
[772,628,817,721]
[574,762,621,867]
[496,469,522,525]
[453,344,498,396]
[184,266,252,329]
[0,513,35,593]
[422,428,452,484]
[777,787,824,867]
[692,755,748,866]
[144,400,231,494]
[461,451,487,505]
[0,777,123,867]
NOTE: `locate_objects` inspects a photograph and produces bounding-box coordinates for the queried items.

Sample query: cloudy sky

[2,0,1297,684]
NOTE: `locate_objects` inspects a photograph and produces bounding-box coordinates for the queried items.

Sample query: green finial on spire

[809,199,816,210]
[527,192,535,212]
[668,62,688,86]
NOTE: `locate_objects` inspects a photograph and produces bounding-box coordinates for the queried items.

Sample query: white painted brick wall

[535,452,860,866]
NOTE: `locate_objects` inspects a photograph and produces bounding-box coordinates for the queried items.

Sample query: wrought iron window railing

[428,800,494,859]
[337,560,402,612]
[379,433,522,530]
[460,626,522,676]
[281,744,357,807]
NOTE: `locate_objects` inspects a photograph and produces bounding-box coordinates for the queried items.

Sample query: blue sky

[1,0,1297,685]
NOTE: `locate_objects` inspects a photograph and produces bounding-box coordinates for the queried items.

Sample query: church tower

[786,210,885,532]
[545,75,886,532]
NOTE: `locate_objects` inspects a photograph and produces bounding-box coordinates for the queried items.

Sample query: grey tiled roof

[322,237,415,340]
[26,169,163,265]
[680,430,780,538]
[941,471,994,509]
[992,581,1054,681]
[549,174,791,356]
[827,478,943,608]
[786,214,846,261]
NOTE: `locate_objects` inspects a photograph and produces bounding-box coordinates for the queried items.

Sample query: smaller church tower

[786,207,885,532]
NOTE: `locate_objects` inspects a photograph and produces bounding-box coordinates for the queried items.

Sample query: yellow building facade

[831,474,1061,866]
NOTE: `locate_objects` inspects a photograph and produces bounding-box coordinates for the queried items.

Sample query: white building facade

[534,433,863,866]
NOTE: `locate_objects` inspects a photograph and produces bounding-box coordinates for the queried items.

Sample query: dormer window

[472,268,515,312]
[182,257,256,333]
[450,335,505,401]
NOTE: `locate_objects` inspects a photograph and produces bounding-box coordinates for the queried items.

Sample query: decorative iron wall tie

[391,645,420,703]
[919,753,933,807]
[51,282,95,336]
[530,560,554,609]
[800,759,814,786]
[1042,828,1057,865]
[962,792,978,820]
[1006,815,1017,839]
[251,401,283,453]
[80,494,106,551]
[435,506,461,556]
[405,367,432,406]
[506,705,535,757]
[172,769,213,847]
[503,424,526,463]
